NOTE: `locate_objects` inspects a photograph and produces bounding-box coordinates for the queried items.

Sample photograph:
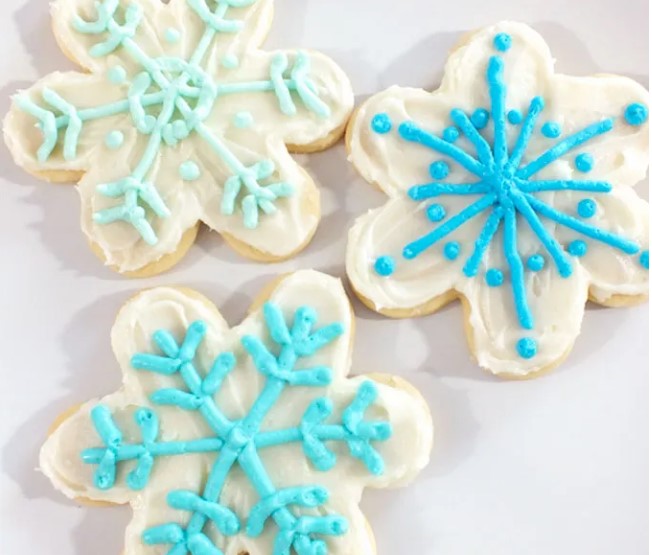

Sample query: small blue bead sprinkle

[374,255,395,276]
[471,108,489,130]
[429,161,450,180]
[640,250,649,270]
[426,204,446,222]
[443,126,460,142]
[575,153,594,173]
[624,103,648,126]
[527,254,545,272]
[507,109,522,125]
[568,240,588,257]
[493,33,512,52]
[371,113,392,134]
[541,121,561,138]
[577,199,597,219]
[443,242,460,260]
[485,269,504,287]
[516,337,537,359]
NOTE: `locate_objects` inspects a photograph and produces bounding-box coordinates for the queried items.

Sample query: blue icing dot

[485,269,504,287]
[516,337,537,359]
[443,126,460,142]
[507,109,522,125]
[568,239,587,257]
[426,204,446,222]
[624,103,648,126]
[640,250,649,270]
[164,28,181,44]
[107,65,126,85]
[527,254,545,272]
[443,241,460,260]
[233,111,254,129]
[493,33,512,52]
[371,113,392,134]
[575,153,594,173]
[471,108,489,130]
[541,121,561,138]
[374,255,395,277]
[104,130,124,149]
[429,161,449,180]
[222,54,239,69]
[179,160,201,181]
[577,199,596,219]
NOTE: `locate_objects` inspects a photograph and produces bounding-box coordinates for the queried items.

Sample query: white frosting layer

[346,22,649,377]
[40,271,433,554]
[4,0,354,272]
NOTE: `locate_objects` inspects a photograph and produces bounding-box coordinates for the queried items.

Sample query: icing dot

[507,109,522,125]
[624,103,648,126]
[179,160,201,181]
[443,241,460,260]
[164,28,181,44]
[371,113,392,134]
[107,65,126,85]
[233,111,254,129]
[541,121,561,138]
[516,337,537,359]
[443,126,460,143]
[640,250,649,270]
[374,255,395,277]
[568,239,587,257]
[104,130,124,149]
[426,204,446,222]
[471,108,489,130]
[493,33,512,52]
[527,254,545,272]
[222,53,239,69]
[485,269,504,287]
[577,199,596,219]
[429,161,450,180]
[575,153,594,173]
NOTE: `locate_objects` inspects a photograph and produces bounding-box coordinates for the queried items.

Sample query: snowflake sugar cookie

[346,22,649,377]
[5,0,353,275]
[41,271,433,554]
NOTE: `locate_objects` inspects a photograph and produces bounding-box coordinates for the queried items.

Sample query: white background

[0,0,648,553]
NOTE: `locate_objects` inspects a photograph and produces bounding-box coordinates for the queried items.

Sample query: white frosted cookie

[41,270,433,555]
[346,22,649,378]
[4,0,354,276]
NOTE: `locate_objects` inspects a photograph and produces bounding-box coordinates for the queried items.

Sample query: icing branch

[516,179,612,194]
[462,206,505,277]
[503,207,533,330]
[408,182,489,200]
[505,96,544,172]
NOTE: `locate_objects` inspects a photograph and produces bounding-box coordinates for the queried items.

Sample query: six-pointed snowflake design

[346,23,649,376]
[6,0,352,272]
[40,272,432,554]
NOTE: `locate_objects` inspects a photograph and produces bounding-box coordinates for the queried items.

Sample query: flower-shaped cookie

[5,0,353,276]
[346,22,649,377]
[41,271,433,554]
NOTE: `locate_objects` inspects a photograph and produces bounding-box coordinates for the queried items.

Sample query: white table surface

[0,0,649,553]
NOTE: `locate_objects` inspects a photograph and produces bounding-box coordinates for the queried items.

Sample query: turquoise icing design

[82,303,391,555]
[493,33,512,52]
[575,153,594,173]
[233,111,254,128]
[164,28,181,44]
[222,53,240,69]
[374,255,395,276]
[624,102,648,126]
[485,268,503,287]
[107,65,127,84]
[104,130,124,149]
[577,199,596,219]
[429,160,449,180]
[17,0,333,244]
[443,241,460,260]
[372,34,643,359]
[179,160,201,181]
[640,250,649,269]
[541,121,561,138]
[371,113,392,134]
[516,337,537,359]
[426,203,446,222]
[442,126,459,142]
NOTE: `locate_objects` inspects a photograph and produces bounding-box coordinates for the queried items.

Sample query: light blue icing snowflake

[40,272,432,554]
[6,0,352,272]
[347,23,649,377]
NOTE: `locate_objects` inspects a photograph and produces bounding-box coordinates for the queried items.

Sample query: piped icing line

[39,273,433,554]
[346,22,649,375]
